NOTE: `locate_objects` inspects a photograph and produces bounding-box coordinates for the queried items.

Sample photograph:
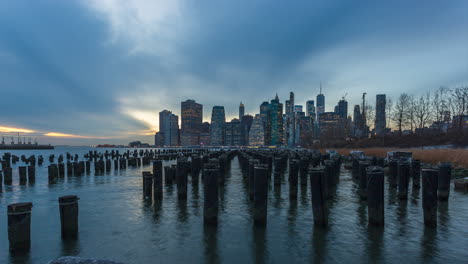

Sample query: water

[1,147,467,264]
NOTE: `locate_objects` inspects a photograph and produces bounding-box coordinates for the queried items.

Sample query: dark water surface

[1,147,467,264]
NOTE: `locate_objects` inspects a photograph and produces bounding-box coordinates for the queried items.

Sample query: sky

[0,0,467,145]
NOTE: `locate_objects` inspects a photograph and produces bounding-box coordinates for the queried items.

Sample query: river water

[0,147,467,264]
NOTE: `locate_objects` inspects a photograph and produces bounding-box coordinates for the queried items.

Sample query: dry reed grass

[321,148,468,168]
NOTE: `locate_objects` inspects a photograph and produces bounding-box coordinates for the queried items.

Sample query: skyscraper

[375,94,386,136]
[249,114,265,146]
[260,101,271,145]
[210,106,225,146]
[306,100,315,117]
[241,114,253,145]
[319,112,341,139]
[159,110,179,146]
[337,99,348,119]
[239,102,245,120]
[225,118,242,146]
[294,105,303,113]
[285,92,295,146]
[181,99,203,146]
[269,94,284,145]
[316,83,325,118]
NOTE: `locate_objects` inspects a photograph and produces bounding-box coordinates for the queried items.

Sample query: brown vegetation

[321,148,468,168]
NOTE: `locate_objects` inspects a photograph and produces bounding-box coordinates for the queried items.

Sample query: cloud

[82,0,189,58]
[0,126,36,133]
[44,132,110,139]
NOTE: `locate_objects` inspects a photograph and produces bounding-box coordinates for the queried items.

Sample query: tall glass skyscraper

[306,100,316,121]
[239,102,245,120]
[210,106,225,146]
[159,110,179,146]
[249,114,265,146]
[181,99,203,146]
[269,94,284,145]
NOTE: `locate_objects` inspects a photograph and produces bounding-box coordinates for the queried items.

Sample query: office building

[181,99,203,146]
[210,106,226,146]
[249,114,265,146]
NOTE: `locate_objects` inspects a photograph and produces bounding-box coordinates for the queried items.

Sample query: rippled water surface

[0,147,467,264]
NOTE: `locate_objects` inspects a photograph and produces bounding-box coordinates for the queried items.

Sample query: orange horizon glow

[0,126,36,133]
[44,132,110,139]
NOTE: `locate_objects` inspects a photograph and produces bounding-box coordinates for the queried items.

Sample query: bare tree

[365,104,375,130]
[449,86,468,133]
[431,86,450,133]
[392,93,411,136]
[413,92,432,129]
[407,94,415,132]
[385,97,393,129]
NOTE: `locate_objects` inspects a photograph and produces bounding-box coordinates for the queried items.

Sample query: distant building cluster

[153,87,396,147]
[153,85,468,147]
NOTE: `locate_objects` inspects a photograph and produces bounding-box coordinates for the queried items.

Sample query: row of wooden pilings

[351,156,453,227]
[7,195,79,253]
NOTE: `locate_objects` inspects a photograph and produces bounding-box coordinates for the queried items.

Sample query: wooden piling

[58,195,79,239]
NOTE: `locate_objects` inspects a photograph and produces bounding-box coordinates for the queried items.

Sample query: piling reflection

[61,237,81,256]
[153,199,162,224]
[9,253,31,264]
[312,225,327,263]
[253,225,267,264]
[397,200,408,235]
[366,225,384,263]
[300,185,308,207]
[273,183,281,209]
[357,200,367,226]
[177,199,188,223]
[191,183,200,211]
[421,227,438,261]
[411,186,420,205]
[203,224,219,264]
[438,201,449,230]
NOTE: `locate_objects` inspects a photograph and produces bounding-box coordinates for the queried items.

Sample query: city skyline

[1,0,467,145]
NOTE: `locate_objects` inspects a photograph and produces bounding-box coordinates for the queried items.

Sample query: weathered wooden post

[203,163,219,225]
[358,161,371,200]
[176,161,188,200]
[249,159,259,200]
[352,158,360,179]
[367,166,384,225]
[422,169,438,227]
[8,202,33,252]
[438,162,452,201]
[309,167,327,227]
[299,158,309,186]
[398,160,410,200]
[48,164,58,183]
[67,161,73,176]
[254,164,268,225]
[142,171,153,199]
[58,163,65,176]
[153,160,163,200]
[27,166,35,183]
[105,159,111,172]
[289,159,299,200]
[388,159,398,188]
[164,166,172,184]
[84,161,90,174]
[58,195,79,239]
[19,166,27,185]
[411,159,421,188]
[4,167,12,185]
